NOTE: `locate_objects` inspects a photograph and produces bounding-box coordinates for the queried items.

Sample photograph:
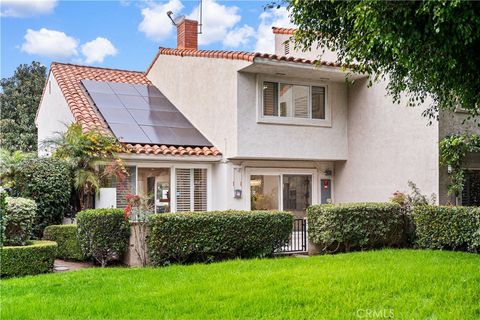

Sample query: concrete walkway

[54,259,93,272]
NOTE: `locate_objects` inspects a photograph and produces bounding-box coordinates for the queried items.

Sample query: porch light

[324,169,332,176]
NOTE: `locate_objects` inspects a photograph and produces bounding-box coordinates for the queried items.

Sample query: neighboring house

[36,18,479,216]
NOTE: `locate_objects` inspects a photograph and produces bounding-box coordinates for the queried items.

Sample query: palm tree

[44,123,126,211]
[0,148,34,189]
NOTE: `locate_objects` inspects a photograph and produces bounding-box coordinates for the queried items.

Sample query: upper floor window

[262,81,326,121]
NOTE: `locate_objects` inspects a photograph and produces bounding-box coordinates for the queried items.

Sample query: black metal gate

[277,218,307,253]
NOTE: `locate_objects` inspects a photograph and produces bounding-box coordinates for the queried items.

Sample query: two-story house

[36,18,479,216]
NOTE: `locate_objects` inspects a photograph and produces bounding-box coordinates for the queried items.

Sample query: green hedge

[147,210,293,266]
[413,206,480,252]
[15,157,72,237]
[1,240,57,277]
[77,209,130,267]
[43,224,85,261]
[4,197,37,246]
[307,202,405,252]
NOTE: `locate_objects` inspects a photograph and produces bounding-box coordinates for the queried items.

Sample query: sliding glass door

[250,175,280,210]
[249,172,313,217]
[282,175,311,218]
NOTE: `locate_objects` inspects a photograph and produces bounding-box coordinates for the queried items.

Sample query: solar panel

[81,80,213,147]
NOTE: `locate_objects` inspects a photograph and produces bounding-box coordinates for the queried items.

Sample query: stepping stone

[54,265,70,272]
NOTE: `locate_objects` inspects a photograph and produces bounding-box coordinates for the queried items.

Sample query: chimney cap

[173,15,186,25]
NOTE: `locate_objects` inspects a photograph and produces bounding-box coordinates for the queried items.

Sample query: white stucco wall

[213,159,334,211]
[35,72,75,156]
[147,53,349,161]
[236,72,348,160]
[334,79,439,203]
[274,34,338,62]
[147,55,250,159]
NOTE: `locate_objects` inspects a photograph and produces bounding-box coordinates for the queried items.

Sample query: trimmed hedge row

[43,224,85,261]
[1,240,57,277]
[147,210,293,266]
[307,202,405,252]
[77,209,130,267]
[413,205,480,252]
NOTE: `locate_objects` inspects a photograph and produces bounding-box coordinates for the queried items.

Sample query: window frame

[245,167,321,211]
[127,162,212,212]
[257,75,332,127]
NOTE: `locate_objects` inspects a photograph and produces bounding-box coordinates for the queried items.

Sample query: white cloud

[20,28,117,64]
[81,37,118,64]
[223,25,255,48]
[138,0,184,41]
[20,28,78,59]
[188,0,240,46]
[1,0,57,17]
[254,7,294,53]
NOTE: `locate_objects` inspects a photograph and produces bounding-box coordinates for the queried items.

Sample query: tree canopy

[0,62,46,152]
[286,0,480,120]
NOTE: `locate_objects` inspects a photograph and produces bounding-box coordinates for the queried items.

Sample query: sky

[1,0,294,79]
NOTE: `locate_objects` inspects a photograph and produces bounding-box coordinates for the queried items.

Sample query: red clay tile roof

[155,48,343,68]
[272,27,296,35]
[50,62,221,157]
[51,63,151,131]
[125,144,221,156]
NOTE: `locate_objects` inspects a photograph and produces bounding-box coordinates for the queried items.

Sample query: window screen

[176,169,191,212]
[312,86,326,119]
[176,168,207,212]
[263,81,326,120]
[462,170,480,206]
[263,82,278,116]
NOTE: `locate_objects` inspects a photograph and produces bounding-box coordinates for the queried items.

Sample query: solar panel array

[81,80,213,147]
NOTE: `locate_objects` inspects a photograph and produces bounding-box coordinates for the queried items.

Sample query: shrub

[15,157,72,237]
[0,188,8,244]
[147,210,293,266]
[413,205,480,252]
[1,240,57,277]
[307,202,405,253]
[3,197,36,246]
[43,224,84,261]
[76,209,130,267]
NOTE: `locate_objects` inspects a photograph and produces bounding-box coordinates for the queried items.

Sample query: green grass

[1,250,479,319]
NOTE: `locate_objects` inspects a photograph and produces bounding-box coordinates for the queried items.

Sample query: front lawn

[1,250,479,319]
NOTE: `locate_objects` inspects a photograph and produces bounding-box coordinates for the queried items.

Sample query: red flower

[124,205,132,219]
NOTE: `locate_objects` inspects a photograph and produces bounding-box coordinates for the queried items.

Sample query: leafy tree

[0,62,46,152]
[46,123,126,210]
[286,0,480,119]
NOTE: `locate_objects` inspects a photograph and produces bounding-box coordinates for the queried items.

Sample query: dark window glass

[312,86,326,119]
[462,170,480,206]
[263,82,278,116]
[282,175,311,218]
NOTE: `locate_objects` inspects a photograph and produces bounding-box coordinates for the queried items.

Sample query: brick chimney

[176,18,198,50]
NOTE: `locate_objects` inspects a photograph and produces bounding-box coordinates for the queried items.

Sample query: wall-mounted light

[324,169,332,176]
[447,165,452,174]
